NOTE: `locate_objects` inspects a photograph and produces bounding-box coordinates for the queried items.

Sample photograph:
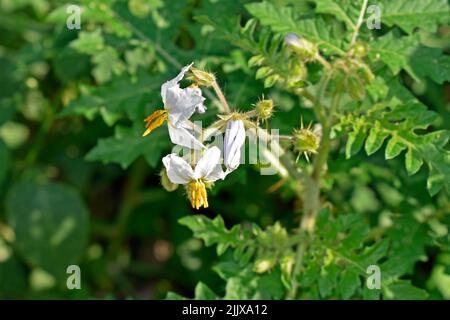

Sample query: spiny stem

[350,0,369,47]
[287,72,340,298]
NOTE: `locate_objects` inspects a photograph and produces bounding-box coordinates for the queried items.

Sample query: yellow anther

[142,109,168,137]
[188,180,209,210]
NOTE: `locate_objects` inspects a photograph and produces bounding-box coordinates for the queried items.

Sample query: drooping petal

[161,62,193,105]
[223,120,246,171]
[164,86,205,127]
[160,63,206,127]
[194,146,225,182]
[168,121,205,150]
[162,153,195,184]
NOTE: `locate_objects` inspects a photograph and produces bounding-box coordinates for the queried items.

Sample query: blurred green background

[0,0,449,299]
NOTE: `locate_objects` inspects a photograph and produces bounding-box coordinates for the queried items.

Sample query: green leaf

[255,66,272,79]
[245,1,345,54]
[427,167,446,196]
[165,291,186,300]
[362,286,381,300]
[6,181,89,279]
[385,280,428,300]
[92,47,125,84]
[365,123,388,155]
[385,137,407,160]
[59,71,162,122]
[213,261,242,280]
[194,282,217,300]
[379,0,450,34]
[86,125,169,169]
[308,0,359,29]
[370,33,419,80]
[318,265,339,298]
[346,127,366,159]
[178,215,240,247]
[418,142,450,196]
[339,269,360,299]
[410,46,450,84]
[70,30,105,55]
[356,239,390,267]
[405,147,423,176]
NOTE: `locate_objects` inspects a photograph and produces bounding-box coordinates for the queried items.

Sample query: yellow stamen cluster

[142,109,168,137]
[187,180,209,210]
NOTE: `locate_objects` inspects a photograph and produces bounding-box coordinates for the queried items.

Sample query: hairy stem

[211,80,231,113]
[350,0,369,47]
[287,76,340,298]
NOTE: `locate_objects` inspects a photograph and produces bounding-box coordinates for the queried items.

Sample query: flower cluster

[143,63,247,209]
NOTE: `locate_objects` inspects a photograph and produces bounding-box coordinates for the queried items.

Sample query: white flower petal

[165,86,205,126]
[168,121,205,150]
[162,153,195,184]
[187,87,207,114]
[223,120,246,171]
[161,62,193,104]
[195,146,225,181]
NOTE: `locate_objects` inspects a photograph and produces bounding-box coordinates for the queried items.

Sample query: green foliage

[377,0,450,34]
[0,0,449,301]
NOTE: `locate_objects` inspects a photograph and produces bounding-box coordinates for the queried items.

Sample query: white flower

[162,146,225,209]
[223,120,246,172]
[161,63,206,126]
[143,63,206,150]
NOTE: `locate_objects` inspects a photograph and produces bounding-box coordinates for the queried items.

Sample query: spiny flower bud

[160,168,178,192]
[284,33,317,61]
[292,122,321,162]
[187,67,216,87]
[255,99,274,120]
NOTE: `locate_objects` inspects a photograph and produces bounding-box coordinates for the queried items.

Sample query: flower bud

[281,254,294,276]
[284,33,317,61]
[350,41,369,58]
[255,99,274,120]
[187,67,216,87]
[224,120,246,172]
[160,168,178,192]
[292,126,320,158]
[253,257,276,273]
